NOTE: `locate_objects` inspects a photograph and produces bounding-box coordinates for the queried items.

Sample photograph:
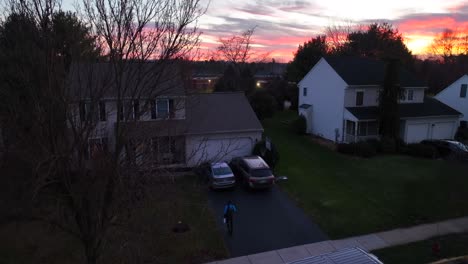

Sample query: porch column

[354,121,358,143]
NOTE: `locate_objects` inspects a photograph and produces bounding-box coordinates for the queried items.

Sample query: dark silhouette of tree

[214,64,238,92]
[379,59,402,140]
[249,89,276,120]
[342,23,414,68]
[0,0,206,263]
[214,64,255,95]
[285,35,328,83]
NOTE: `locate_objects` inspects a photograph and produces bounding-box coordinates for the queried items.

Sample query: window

[150,100,157,119]
[407,89,414,101]
[358,121,378,136]
[87,138,108,159]
[79,101,90,122]
[461,84,467,98]
[118,103,124,121]
[133,100,140,120]
[99,101,106,121]
[346,120,355,135]
[303,87,307,97]
[157,99,169,118]
[356,91,364,106]
[151,137,180,164]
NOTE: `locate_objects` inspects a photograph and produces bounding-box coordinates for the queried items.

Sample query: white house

[298,57,461,143]
[70,63,262,168]
[434,74,468,124]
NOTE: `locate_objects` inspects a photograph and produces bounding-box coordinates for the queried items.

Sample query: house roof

[435,74,468,97]
[346,97,462,120]
[185,92,263,135]
[68,62,187,99]
[325,57,426,87]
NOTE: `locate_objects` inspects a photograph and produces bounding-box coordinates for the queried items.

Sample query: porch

[344,120,379,143]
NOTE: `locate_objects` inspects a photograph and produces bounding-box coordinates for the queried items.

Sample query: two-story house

[298,57,461,143]
[70,63,263,168]
[435,74,468,125]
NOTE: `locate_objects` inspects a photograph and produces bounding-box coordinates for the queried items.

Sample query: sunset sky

[197,0,468,62]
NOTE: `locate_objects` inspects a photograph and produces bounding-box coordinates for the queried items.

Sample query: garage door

[431,122,454,140]
[194,137,254,164]
[406,123,429,143]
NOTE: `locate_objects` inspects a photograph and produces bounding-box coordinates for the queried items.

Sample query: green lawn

[372,233,468,264]
[264,111,468,239]
[0,177,227,264]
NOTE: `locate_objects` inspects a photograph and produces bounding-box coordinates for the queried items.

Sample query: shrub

[380,137,397,154]
[249,90,277,120]
[407,143,437,159]
[252,140,280,169]
[336,143,355,155]
[291,115,307,134]
[355,141,377,158]
[366,138,382,153]
[336,141,377,158]
[455,125,468,141]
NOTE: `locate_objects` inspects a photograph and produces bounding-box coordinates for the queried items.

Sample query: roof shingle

[325,57,426,87]
[346,97,461,120]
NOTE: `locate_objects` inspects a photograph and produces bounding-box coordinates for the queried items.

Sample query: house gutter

[185,128,264,136]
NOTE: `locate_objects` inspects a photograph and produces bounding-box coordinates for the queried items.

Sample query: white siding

[298,58,347,142]
[435,75,468,122]
[344,87,380,107]
[185,131,262,167]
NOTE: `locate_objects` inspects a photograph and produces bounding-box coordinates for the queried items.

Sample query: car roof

[242,156,269,169]
[211,162,230,168]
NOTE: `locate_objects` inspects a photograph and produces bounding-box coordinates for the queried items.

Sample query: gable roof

[324,57,426,87]
[346,97,462,120]
[68,62,187,99]
[185,92,263,135]
[435,74,468,97]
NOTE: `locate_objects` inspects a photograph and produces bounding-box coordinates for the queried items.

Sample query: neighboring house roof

[435,74,468,96]
[185,92,263,135]
[346,97,462,120]
[299,104,312,109]
[324,57,426,87]
[68,62,187,99]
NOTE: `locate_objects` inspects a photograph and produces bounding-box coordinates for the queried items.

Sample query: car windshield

[251,169,273,178]
[451,142,468,152]
[212,166,232,176]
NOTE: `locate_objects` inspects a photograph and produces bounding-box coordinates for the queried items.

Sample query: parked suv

[229,156,275,189]
[421,139,468,161]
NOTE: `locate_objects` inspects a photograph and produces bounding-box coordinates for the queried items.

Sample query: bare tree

[429,28,468,61]
[214,27,269,64]
[0,0,207,263]
[324,21,357,52]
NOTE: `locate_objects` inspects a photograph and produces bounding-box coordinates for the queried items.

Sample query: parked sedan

[197,162,236,189]
[421,139,468,161]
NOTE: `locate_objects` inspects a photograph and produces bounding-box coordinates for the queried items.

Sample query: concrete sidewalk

[206,216,468,264]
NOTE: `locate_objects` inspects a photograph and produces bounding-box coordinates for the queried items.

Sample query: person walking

[223,200,237,235]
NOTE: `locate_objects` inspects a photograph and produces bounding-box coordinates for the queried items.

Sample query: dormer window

[356,91,364,106]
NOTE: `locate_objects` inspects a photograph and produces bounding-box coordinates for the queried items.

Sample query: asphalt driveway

[207,185,328,257]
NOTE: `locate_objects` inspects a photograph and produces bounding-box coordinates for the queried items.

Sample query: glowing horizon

[197,0,468,62]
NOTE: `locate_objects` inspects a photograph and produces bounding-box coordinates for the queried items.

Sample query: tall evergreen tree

[379,59,402,140]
